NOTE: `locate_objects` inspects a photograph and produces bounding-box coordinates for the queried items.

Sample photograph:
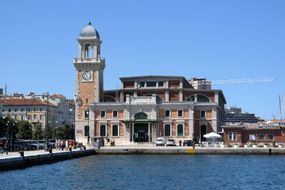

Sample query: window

[100,125,106,136]
[84,110,89,119]
[146,81,156,87]
[197,95,210,102]
[259,134,264,140]
[40,115,43,120]
[112,125,119,136]
[139,82,145,88]
[177,124,183,136]
[34,108,37,112]
[21,108,24,112]
[40,108,43,112]
[178,110,183,117]
[201,111,206,118]
[158,81,164,87]
[84,125,90,137]
[100,110,106,118]
[15,108,18,112]
[228,132,237,141]
[113,110,118,118]
[268,134,274,140]
[33,114,37,120]
[165,110,170,118]
[164,124,171,136]
[249,134,256,141]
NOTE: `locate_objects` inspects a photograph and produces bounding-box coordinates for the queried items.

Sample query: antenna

[4,84,7,97]
[279,95,282,120]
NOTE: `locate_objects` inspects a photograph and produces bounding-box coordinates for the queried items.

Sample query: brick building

[74,23,227,145]
[223,121,285,146]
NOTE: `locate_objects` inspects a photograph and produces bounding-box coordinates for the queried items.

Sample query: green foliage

[55,124,75,140]
[17,120,32,139]
[32,123,44,140]
[0,117,8,138]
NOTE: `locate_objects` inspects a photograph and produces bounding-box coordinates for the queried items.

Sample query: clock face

[82,71,92,81]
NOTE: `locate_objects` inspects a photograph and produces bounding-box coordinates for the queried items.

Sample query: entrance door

[200,125,207,142]
[134,123,149,142]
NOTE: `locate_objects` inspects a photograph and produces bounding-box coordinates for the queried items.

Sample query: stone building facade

[74,23,226,145]
[0,94,75,129]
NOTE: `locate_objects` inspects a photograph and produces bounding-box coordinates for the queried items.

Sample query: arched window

[177,124,184,136]
[100,125,106,136]
[84,44,93,58]
[197,95,210,102]
[134,112,148,120]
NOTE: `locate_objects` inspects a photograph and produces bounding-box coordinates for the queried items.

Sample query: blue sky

[0,0,284,120]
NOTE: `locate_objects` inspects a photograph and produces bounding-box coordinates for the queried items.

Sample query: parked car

[183,140,193,146]
[166,139,176,146]
[156,137,165,146]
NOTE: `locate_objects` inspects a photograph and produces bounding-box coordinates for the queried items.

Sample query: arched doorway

[133,112,149,142]
[134,123,149,142]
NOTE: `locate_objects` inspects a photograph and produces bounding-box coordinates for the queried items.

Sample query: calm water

[1,155,285,190]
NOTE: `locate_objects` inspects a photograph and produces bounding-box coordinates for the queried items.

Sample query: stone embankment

[2,146,285,171]
[96,146,285,155]
[0,148,96,171]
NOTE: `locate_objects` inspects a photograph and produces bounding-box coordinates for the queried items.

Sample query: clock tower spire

[73,22,105,144]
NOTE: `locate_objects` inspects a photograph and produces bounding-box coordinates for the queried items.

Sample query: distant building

[224,106,264,124]
[73,23,227,146]
[223,120,285,146]
[0,93,75,130]
[189,78,212,90]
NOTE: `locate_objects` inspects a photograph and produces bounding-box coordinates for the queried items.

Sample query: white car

[156,137,165,146]
[166,139,176,146]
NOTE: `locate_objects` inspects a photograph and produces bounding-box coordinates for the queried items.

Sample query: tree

[55,124,75,140]
[17,120,32,139]
[0,117,8,138]
[5,117,18,140]
[32,123,44,140]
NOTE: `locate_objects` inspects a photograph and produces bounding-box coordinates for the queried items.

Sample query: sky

[0,0,284,120]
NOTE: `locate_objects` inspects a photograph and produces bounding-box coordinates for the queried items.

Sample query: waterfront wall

[96,147,285,155]
[0,149,96,171]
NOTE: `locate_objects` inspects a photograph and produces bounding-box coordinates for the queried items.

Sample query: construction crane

[211,77,275,85]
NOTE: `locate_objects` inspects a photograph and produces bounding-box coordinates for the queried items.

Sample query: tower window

[85,44,93,59]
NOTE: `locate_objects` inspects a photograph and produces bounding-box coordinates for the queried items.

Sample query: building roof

[0,99,56,107]
[79,22,100,39]
[119,75,187,81]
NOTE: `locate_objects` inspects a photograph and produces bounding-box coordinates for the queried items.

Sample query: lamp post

[87,108,90,145]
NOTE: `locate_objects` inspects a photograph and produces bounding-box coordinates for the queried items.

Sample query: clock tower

[73,22,105,145]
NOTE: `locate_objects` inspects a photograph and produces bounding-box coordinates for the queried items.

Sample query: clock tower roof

[79,22,100,39]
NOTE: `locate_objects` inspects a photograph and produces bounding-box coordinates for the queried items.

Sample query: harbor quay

[2,145,285,171]
[0,148,96,171]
